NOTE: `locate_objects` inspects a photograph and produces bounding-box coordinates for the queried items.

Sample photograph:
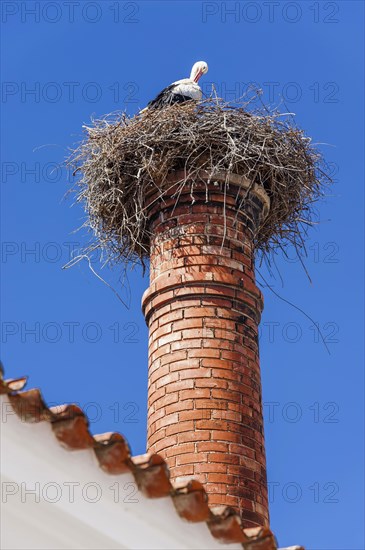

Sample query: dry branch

[68,98,330,269]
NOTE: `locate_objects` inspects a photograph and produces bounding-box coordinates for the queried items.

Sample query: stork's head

[190,61,208,83]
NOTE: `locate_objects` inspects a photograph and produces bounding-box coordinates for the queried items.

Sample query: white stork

[141,61,208,112]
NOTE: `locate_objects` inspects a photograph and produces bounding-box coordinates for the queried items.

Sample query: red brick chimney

[142,171,270,527]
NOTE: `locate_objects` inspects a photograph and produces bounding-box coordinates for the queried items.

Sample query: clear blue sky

[1,2,364,549]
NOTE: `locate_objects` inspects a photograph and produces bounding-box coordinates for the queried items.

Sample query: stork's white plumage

[141,61,208,112]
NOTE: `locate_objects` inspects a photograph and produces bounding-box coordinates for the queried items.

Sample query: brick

[148,407,166,426]
[187,348,220,359]
[239,510,267,525]
[154,310,184,327]
[172,318,203,331]
[176,452,208,466]
[147,338,162,355]
[205,483,228,494]
[144,188,268,526]
[156,392,179,408]
[201,297,233,309]
[164,442,195,457]
[201,358,227,369]
[194,378,228,389]
[194,420,227,434]
[150,343,172,362]
[214,329,239,342]
[169,361,201,373]
[227,465,255,478]
[165,399,194,415]
[148,429,166,447]
[170,298,201,311]
[221,350,244,362]
[182,271,215,284]
[211,389,241,402]
[173,245,201,258]
[202,339,232,350]
[193,463,227,474]
[146,290,174,313]
[173,287,206,300]
[152,324,174,341]
[227,401,251,414]
[150,303,171,322]
[181,328,205,339]
[208,453,240,465]
[152,434,177,452]
[194,400,228,412]
[212,431,242,443]
[155,372,179,389]
[206,473,236,484]
[154,412,179,431]
[179,388,211,401]
[185,255,218,267]
[176,214,207,225]
[183,307,217,318]
[181,222,206,233]
[160,349,187,366]
[239,456,262,473]
[165,420,194,436]
[149,356,162,373]
[148,386,166,407]
[254,502,269,516]
[212,410,242,422]
[211,368,243,380]
[179,410,211,422]
[168,455,177,468]
[177,430,211,443]
[171,338,202,351]
[204,318,236,331]
[197,442,228,453]
[168,464,194,478]
[149,364,170,385]
[164,379,194,394]
[178,368,211,380]
[157,331,182,347]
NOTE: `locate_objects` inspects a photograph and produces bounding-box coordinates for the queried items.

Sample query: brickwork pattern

[142,179,269,527]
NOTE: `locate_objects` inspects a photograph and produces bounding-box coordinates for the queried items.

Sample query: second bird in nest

[140,61,209,112]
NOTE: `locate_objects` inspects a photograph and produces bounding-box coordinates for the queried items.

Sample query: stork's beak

[194,70,203,83]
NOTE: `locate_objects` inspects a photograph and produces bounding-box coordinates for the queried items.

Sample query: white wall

[1,395,242,550]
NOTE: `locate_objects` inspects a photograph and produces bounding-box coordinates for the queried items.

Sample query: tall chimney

[142,172,270,527]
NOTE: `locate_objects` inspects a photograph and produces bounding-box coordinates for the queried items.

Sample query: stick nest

[69,98,330,268]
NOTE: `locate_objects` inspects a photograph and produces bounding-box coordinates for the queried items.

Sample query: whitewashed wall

[1,395,242,550]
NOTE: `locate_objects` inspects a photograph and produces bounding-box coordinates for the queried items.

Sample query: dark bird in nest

[140,61,208,112]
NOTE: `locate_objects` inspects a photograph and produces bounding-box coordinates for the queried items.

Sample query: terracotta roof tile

[172,480,210,522]
[131,453,172,497]
[208,507,249,543]
[94,432,131,474]
[0,367,303,550]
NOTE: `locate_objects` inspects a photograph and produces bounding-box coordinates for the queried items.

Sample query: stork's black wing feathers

[146,84,194,110]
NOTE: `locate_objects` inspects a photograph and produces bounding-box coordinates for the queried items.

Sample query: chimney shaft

[142,174,269,527]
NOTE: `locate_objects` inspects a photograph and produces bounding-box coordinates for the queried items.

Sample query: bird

[140,61,208,112]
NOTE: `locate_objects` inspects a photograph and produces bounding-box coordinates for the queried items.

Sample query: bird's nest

[68,98,330,269]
